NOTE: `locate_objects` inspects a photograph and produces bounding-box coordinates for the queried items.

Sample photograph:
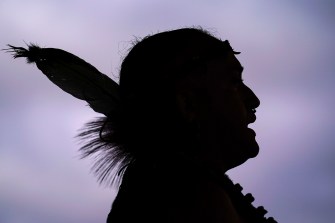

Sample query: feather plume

[5,43,127,186]
[5,44,120,116]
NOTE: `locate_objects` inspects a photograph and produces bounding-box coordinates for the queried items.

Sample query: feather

[5,43,128,186]
[5,43,120,116]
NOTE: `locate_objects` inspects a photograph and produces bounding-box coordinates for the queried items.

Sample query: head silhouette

[117,28,260,173]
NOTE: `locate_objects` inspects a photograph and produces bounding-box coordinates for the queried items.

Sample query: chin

[249,141,259,158]
[247,150,259,159]
[233,141,259,169]
[247,141,259,158]
[228,143,259,169]
[243,128,260,158]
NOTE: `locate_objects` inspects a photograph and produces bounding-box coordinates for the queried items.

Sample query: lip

[247,112,256,125]
[247,127,256,136]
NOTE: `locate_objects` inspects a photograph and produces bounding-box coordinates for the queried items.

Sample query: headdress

[5,44,127,185]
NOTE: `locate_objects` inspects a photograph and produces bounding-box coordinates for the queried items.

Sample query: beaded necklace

[204,169,278,223]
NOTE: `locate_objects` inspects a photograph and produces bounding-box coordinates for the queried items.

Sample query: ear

[176,90,198,123]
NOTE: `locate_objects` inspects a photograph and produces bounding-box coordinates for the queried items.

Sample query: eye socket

[230,70,244,86]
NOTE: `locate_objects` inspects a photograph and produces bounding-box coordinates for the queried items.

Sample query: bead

[234,183,243,192]
[267,217,278,223]
[256,206,268,216]
[244,193,255,203]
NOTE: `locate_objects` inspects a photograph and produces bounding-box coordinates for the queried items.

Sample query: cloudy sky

[1,0,334,222]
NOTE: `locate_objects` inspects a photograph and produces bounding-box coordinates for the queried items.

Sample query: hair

[78,27,239,186]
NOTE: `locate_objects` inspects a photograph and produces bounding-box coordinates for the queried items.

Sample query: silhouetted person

[6,28,277,223]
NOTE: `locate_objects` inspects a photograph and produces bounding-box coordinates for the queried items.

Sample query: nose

[244,85,260,109]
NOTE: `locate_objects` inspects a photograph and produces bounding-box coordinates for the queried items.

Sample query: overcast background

[1,1,334,223]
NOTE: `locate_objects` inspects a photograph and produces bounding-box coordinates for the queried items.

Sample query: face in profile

[195,51,260,171]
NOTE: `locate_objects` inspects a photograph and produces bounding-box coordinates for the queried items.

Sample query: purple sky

[1,1,334,222]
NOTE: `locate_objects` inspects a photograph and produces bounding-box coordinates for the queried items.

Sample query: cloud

[1,1,334,222]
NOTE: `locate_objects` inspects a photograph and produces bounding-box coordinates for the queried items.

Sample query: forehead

[176,38,240,70]
[202,39,242,70]
[200,53,243,87]
[217,52,243,71]
[211,53,243,76]
[192,49,243,75]
[187,37,233,58]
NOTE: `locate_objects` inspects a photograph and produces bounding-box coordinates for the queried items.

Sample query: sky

[0,0,334,222]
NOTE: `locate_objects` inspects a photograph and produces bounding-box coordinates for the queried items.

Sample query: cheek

[211,89,247,122]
